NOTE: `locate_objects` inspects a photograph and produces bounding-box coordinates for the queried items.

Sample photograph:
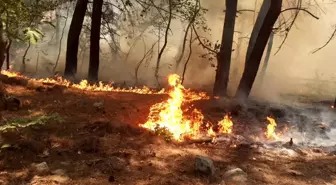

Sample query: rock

[286,169,304,176]
[32,162,49,173]
[223,167,247,185]
[38,149,50,158]
[295,148,309,156]
[108,175,115,182]
[312,148,323,153]
[29,175,69,184]
[109,156,127,171]
[278,148,298,157]
[76,136,100,153]
[328,150,336,156]
[5,96,21,111]
[93,101,104,108]
[60,161,70,166]
[195,155,215,175]
[52,169,66,176]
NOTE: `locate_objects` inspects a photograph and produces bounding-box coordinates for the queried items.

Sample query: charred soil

[0,79,335,185]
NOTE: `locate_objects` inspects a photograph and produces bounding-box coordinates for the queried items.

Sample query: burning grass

[139,74,284,142]
[1,70,286,142]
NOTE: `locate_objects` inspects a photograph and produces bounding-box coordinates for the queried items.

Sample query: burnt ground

[0,79,336,185]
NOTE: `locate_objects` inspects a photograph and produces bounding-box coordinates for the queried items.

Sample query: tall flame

[140,74,206,141]
[140,74,234,141]
[265,116,279,140]
[218,114,233,134]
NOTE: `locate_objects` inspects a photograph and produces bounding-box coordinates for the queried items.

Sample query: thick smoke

[8,0,336,101]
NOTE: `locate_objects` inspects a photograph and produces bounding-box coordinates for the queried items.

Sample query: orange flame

[218,114,233,134]
[140,74,207,141]
[265,116,279,140]
[1,70,164,94]
[140,74,234,141]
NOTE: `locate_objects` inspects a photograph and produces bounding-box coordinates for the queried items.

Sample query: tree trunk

[5,39,12,70]
[64,0,88,78]
[235,0,282,100]
[213,0,238,97]
[88,0,103,82]
[0,19,5,70]
[55,8,61,45]
[258,31,274,88]
[21,42,31,73]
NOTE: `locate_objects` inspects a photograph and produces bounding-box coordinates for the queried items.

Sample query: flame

[1,70,164,94]
[2,70,238,141]
[2,70,23,78]
[140,74,233,141]
[265,117,279,140]
[140,74,208,141]
[218,114,233,134]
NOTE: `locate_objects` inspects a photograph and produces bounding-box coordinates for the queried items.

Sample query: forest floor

[0,75,336,185]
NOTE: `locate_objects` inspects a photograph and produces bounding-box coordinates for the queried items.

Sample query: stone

[32,162,49,173]
[278,148,298,157]
[195,155,215,175]
[29,175,69,185]
[52,169,66,176]
[109,156,127,171]
[223,167,247,185]
[93,101,104,108]
[286,169,304,176]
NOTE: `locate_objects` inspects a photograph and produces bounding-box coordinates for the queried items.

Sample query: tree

[64,0,88,78]
[258,31,274,88]
[88,0,103,82]
[235,0,282,100]
[213,0,238,97]
[0,19,5,69]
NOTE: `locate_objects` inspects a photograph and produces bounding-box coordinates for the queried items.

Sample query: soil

[0,79,336,185]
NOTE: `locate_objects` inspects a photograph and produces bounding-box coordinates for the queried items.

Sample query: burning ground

[0,71,336,185]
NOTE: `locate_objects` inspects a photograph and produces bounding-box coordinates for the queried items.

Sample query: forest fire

[218,114,233,134]
[265,117,279,140]
[1,70,286,142]
[140,74,235,141]
[1,70,163,94]
[0,70,212,97]
[140,74,206,141]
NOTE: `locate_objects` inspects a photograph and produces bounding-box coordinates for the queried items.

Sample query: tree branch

[281,7,319,20]
[311,26,336,54]
[192,24,217,54]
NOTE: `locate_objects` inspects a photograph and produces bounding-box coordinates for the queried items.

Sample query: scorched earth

[0,71,335,185]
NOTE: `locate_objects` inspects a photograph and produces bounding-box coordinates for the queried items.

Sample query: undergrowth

[0,113,63,133]
[154,125,174,142]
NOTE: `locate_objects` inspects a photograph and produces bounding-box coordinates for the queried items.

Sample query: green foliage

[0,0,59,44]
[23,27,44,44]
[154,125,173,142]
[0,113,63,133]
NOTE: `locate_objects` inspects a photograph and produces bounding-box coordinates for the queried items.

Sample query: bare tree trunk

[213,0,238,97]
[155,0,172,86]
[64,0,88,78]
[0,19,5,70]
[235,0,282,100]
[88,0,103,82]
[5,39,11,70]
[258,31,274,88]
[21,42,31,73]
[55,8,61,44]
[181,30,194,84]
[53,7,70,72]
